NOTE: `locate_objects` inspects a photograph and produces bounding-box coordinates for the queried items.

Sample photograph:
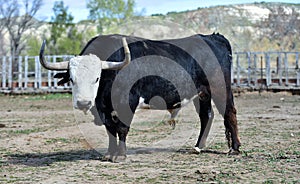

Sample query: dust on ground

[0,92,299,183]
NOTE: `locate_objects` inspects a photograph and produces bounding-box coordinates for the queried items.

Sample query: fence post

[297,70,300,87]
[247,52,251,86]
[18,56,22,88]
[231,57,234,85]
[47,56,52,88]
[236,54,240,86]
[2,57,6,88]
[278,53,282,85]
[284,53,289,86]
[8,56,12,88]
[296,53,299,87]
[53,56,57,88]
[265,53,271,86]
[38,56,42,89]
[253,53,257,87]
[34,56,38,88]
[24,56,28,89]
[296,52,299,69]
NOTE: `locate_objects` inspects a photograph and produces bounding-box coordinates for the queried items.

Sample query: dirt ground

[0,91,299,183]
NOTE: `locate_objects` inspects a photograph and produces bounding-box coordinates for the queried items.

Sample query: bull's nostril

[77,101,92,109]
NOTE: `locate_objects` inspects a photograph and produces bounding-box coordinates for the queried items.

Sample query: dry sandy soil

[0,91,299,183]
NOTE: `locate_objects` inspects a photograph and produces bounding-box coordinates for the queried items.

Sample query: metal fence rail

[0,52,300,93]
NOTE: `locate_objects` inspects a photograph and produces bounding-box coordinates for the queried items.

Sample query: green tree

[47,1,76,54]
[56,27,83,54]
[86,0,135,33]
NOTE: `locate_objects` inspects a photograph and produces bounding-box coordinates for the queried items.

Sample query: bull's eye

[70,78,74,84]
[95,77,99,83]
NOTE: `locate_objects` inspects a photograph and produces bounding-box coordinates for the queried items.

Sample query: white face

[69,54,102,113]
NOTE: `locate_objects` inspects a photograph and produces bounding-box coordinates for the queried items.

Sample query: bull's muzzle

[76,100,92,112]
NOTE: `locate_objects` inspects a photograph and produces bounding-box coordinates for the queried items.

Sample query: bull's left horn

[102,37,131,70]
[39,40,69,71]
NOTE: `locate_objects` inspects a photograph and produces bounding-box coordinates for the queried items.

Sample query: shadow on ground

[3,149,101,166]
[2,147,228,166]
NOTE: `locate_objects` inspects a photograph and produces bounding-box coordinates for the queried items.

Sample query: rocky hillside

[106,2,300,52]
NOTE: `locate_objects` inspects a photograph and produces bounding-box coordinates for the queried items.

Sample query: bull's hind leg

[194,98,214,152]
[223,95,241,154]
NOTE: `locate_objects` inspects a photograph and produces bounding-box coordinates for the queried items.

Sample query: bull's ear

[57,78,70,86]
[54,71,70,85]
[54,72,69,78]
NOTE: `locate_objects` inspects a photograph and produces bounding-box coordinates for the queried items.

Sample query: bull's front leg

[113,122,130,162]
[103,124,118,161]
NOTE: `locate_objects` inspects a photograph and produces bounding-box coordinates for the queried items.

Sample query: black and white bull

[39,33,241,162]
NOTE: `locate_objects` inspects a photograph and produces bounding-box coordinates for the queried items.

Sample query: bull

[39,33,241,162]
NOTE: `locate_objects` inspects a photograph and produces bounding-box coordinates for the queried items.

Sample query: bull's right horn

[39,40,69,71]
[101,37,131,70]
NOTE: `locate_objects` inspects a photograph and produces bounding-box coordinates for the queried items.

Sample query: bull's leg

[103,124,118,161]
[167,108,180,128]
[223,95,241,154]
[113,122,130,162]
[194,99,214,152]
[112,96,138,162]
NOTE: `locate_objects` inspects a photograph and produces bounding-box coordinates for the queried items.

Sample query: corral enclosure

[0,91,299,183]
[1,51,300,93]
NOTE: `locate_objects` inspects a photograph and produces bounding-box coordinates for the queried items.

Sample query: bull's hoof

[228,149,240,155]
[112,155,127,163]
[101,152,113,161]
[193,147,201,154]
[167,119,176,129]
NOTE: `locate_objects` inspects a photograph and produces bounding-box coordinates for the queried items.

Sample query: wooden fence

[0,52,300,93]
[0,55,73,93]
[232,51,300,91]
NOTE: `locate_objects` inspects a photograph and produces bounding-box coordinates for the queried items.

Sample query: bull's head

[39,38,131,113]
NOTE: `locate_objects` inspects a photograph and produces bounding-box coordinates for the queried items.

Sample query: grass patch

[23,93,71,101]
[45,137,70,144]
[5,127,44,135]
[44,137,80,144]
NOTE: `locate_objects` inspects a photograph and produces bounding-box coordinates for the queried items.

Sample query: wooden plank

[278,53,282,85]
[47,56,52,88]
[8,56,12,88]
[247,52,251,86]
[18,56,22,88]
[297,71,300,87]
[53,56,58,88]
[2,57,6,88]
[253,53,257,87]
[284,53,289,86]
[38,56,42,88]
[34,56,38,88]
[265,53,271,86]
[296,53,299,87]
[236,54,240,86]
[24,56,28,89]
[231,58,234,84]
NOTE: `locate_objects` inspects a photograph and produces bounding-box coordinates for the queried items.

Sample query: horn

[102,37,131,70]
[39,40,69,71]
